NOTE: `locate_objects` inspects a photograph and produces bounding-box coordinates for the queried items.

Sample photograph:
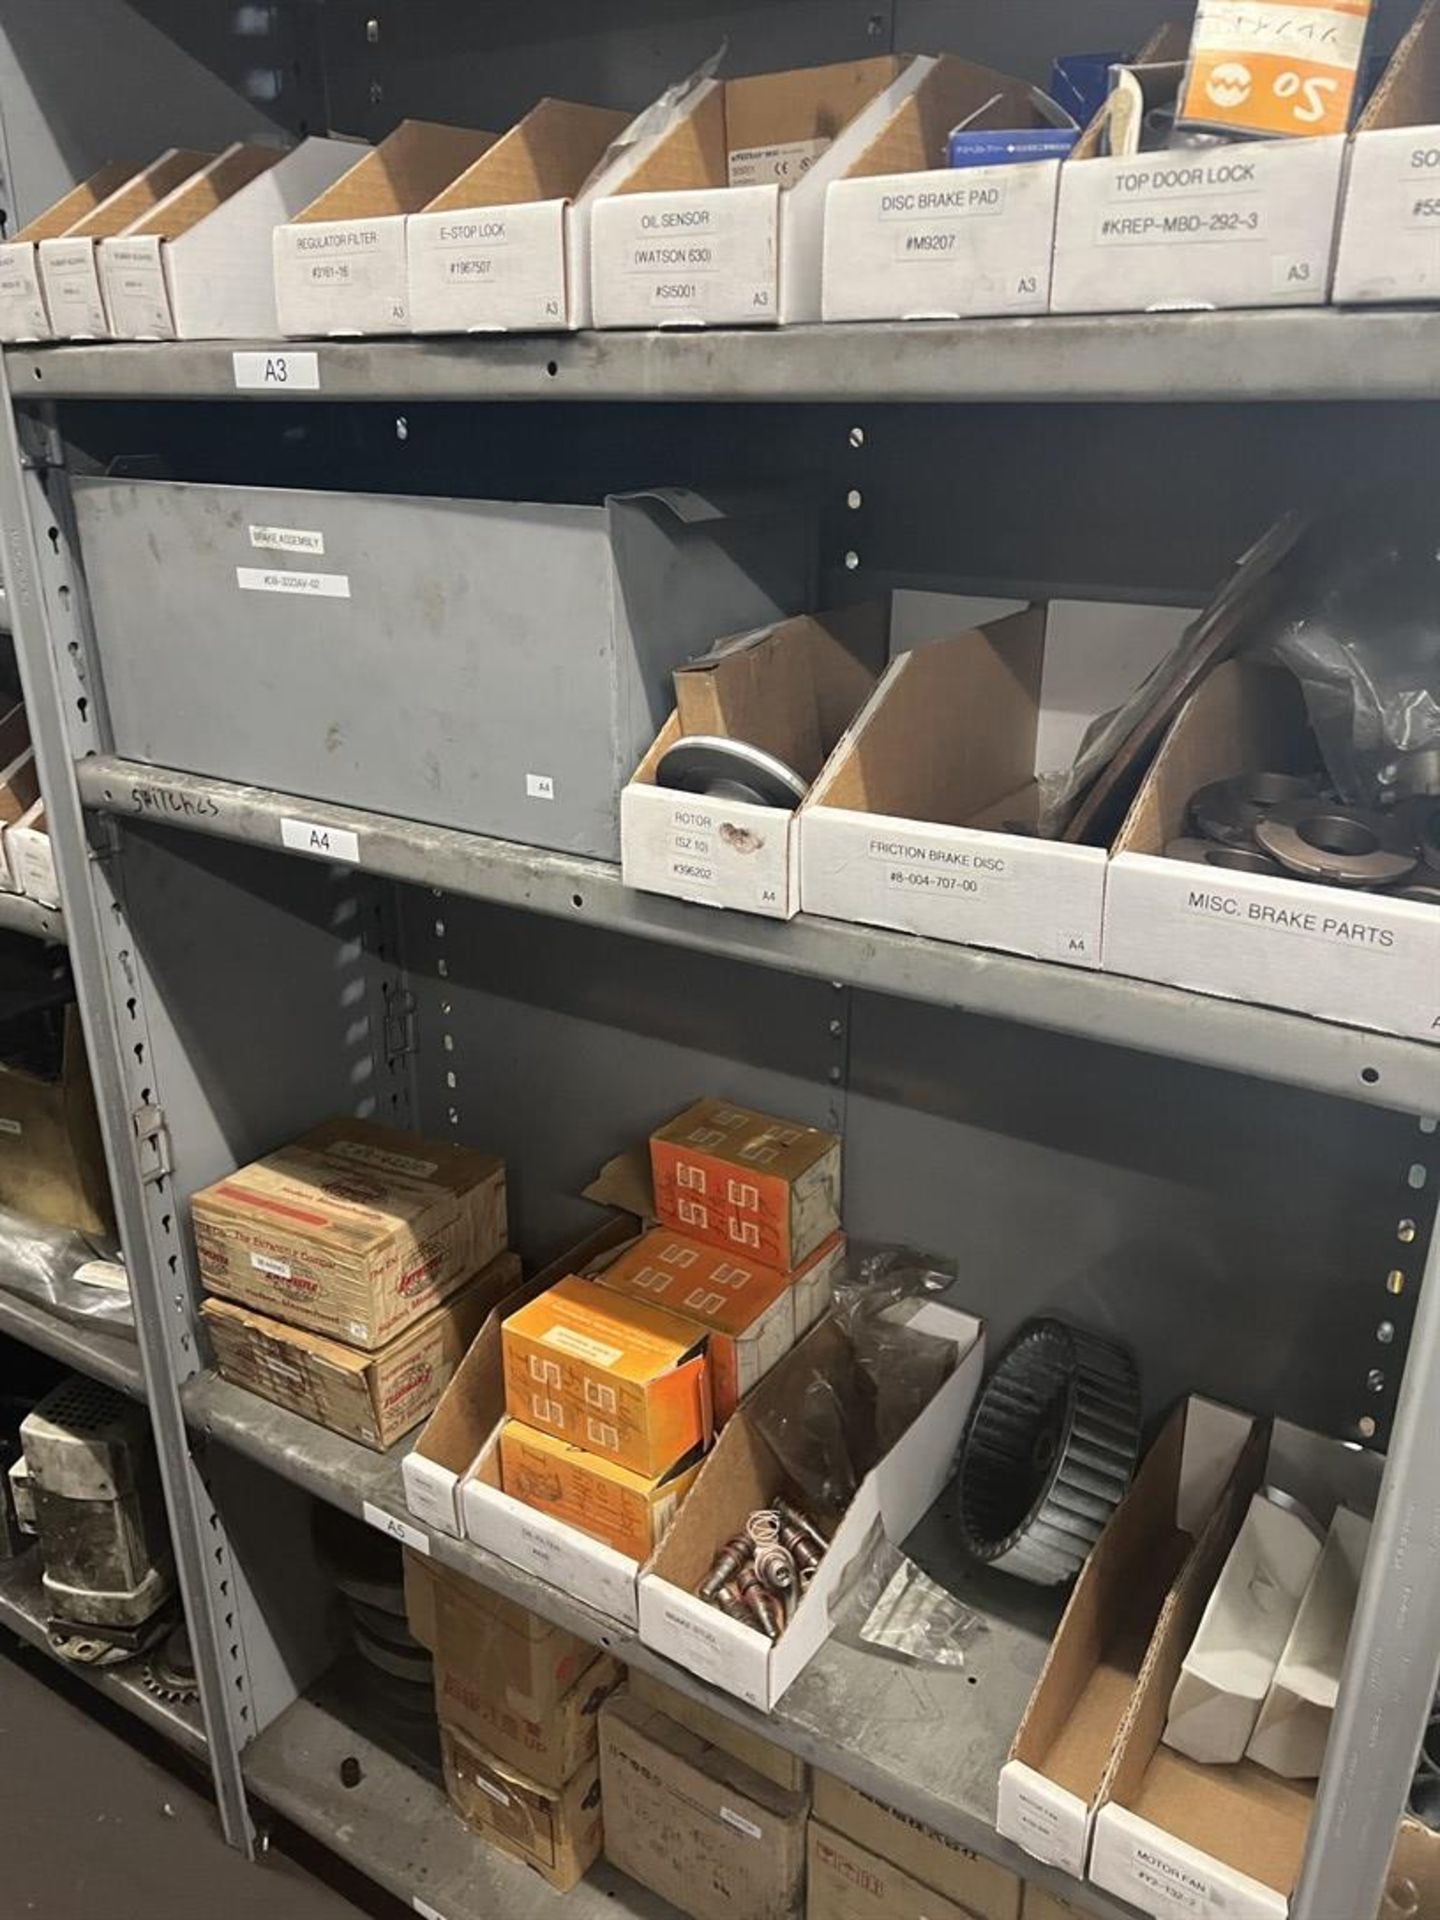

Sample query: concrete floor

[0,1642,408,1920]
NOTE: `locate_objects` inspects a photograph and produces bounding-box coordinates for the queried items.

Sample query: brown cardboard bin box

[0,1007,111,1236]
[442,1721,601,1893]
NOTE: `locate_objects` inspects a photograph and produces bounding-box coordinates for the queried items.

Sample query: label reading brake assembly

[362,1502,430,1555]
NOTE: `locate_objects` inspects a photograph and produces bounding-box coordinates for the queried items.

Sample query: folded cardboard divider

[39,149,216,338]
[590,56,933,326]
[407,98,631,332]
[997,1395,1267,1878]
[1103,659,1440,1044]
[1049,26,1346,315]
[0,163,132,341]
[823,55,1070,322]
[623,604,885,919]
[638,1300,983,1709]
[1335,0,1440,302]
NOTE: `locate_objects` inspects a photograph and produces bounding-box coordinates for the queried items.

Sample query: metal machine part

[655,736,809,810]
[1190,772,1325,849]
[1164,836,1285,877]
[1393,795,1440,876]
[955,1319,1141,1586]
[144,1624,200,1703]
[1391,746,1440,804]
[7,1455,35,1535]
[352,1616,433,1685]
[1256,803,1418,890]
[20,1376,175,1644]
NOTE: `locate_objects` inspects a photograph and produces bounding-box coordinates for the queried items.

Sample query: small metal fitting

[699,1533,755,1601]
[1256,802,1417,889]
[1190,771,1324,848]
[712,1583,751,1624]
[1164,836,1284,877]
[738,1567,784,1641]
[754,1542,798,1597]
[774,1495,828,1551]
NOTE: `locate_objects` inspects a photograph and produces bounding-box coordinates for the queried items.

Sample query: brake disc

[955,1320,1141,1586]
[1256,802,1417,889]
[655,736,809,810]
[1164,836,1284,878]
[1190,771,1325,849]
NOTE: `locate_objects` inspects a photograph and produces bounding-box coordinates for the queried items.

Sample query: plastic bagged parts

[0,1204,129,1328]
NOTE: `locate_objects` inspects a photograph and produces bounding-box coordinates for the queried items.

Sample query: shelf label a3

[232,349,320,391]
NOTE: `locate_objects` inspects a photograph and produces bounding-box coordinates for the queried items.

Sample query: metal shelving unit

[0,1275,142,1396]
[0,891,65,942]
[0,1548,206,1761]
[0,9,1437,1920]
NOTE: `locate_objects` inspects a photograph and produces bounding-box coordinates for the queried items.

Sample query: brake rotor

[1190,771,1325,849]
[956,1320,1141,1586]
[655,736,809,810]
[1164,836,1284,878]
[1256,802,1417,889]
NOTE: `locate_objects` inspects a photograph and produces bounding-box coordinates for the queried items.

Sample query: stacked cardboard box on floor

[406,1552,619,1891]
[807,1769,1024,1920]
[193,1118,516,1449]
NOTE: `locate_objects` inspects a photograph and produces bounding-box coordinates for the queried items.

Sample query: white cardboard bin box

[638,1300,983,1710]
[407,98,632,333]
[1103,659,1440,1045]
[801,600,1193,970]
[0,164,132,342]
[997,1395,1265,1877]
[1089,1423,1385,1920]
[275,119,496,337]
[1334,0,1440,303]
[623,602,885,919]
[591,55,932,327]
[823,55,1069,322]
[100,138,359,339]
[1050,29,1345,315]
[40,149,216,339]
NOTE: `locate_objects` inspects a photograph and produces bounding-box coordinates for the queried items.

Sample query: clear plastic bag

[753,1245,955,1520]
[1264,491,1440,806]
[0,1205,131,1329]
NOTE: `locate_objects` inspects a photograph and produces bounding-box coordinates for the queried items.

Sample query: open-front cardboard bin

[823,55,1070,322]
[1103,660,1440,1044]
[0,164,132,342]
[1334,0,1440,303]
[638,1300,983,1710]
[39,149,216,339]
[99,137,358,339]
[623,604,885,919]
[590,56,931,327]
[274,119,496,336]
[800,601,1194,969]
[1049,28,1346,315]
[407,98,631,332]
[997,1396,1267,1878]
[1088,1424,1386,1920]
[0,1007,112,1237]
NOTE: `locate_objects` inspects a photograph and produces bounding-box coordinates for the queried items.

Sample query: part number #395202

[232,349,320,391]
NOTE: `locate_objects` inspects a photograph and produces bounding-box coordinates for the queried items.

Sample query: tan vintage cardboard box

[807,1822,975,1920]
[1020,1893,1087,1920]
[417,1555,595,1722]
[600,1687,808,1918]
[437,1642,622,1790]
[200,1250,519,1450]
[814,1770,1021,1920]
[628,1667,807,1794]
[501,1274,710,1476]
[192,1118,506,1349]
[650,1097,840,1269]
[498,1417,702,1563]
[442,1723,602,1892]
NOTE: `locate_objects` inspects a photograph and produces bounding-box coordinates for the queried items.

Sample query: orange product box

[499,1417,704,1564]
[191,1117,506,1350]
[591,1226,797,1424]
[1178,0,1372,140]
[501,1274,710,1477]
[650,1098,841,1270]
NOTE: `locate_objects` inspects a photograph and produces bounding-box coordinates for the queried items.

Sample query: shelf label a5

[361,1501,429,1555]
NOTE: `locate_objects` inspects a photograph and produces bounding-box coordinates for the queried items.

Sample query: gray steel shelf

[79,755,1433,1113]
[0,891,65,942]
[0,1274,142,1396]
[14,310,1440,404]
[247,1691,681,1920]
[0,1546,205,1760]
[186,1369,1142,1920]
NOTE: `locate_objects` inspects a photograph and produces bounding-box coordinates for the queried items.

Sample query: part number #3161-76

[232,350,320,391]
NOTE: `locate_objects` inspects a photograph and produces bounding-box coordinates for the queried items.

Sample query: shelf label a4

[280,817,361,865]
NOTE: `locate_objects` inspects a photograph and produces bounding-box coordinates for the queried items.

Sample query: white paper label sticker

[362,1502,430,1554]
[233,349,320,391]
[328,1139,437,1179]
[236,566,349,599]
[248,524,325,555]
[719,1806,763,1839]
[728,137,829,188]
[413,1901,445,1920]
[541,1324,623,1368]
[468,1773,511,1806]
[0,1117,21,1136]
[348,1319,370,1343]
[525,773,555,800]
[280,818,361,864]
[250,1252,292,1279]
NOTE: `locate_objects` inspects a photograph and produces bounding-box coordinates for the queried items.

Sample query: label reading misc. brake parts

[1182,886,1401,947]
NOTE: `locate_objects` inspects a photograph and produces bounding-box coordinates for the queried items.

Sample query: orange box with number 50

[1179,0,1373,140]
